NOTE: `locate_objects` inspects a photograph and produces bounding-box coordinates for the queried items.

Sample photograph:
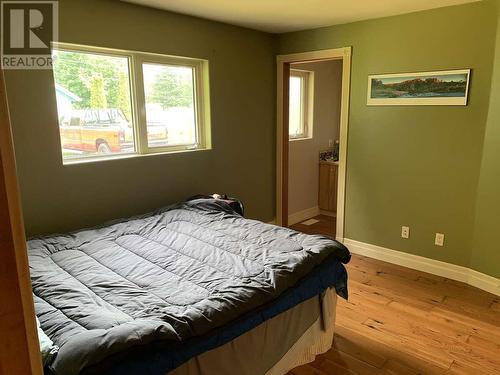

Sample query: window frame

[288,68,314,141]
[52,42,211,164]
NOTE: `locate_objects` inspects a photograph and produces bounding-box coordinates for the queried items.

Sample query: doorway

[275,48,351,241]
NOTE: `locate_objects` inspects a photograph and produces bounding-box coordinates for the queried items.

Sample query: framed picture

[367,69,471,106]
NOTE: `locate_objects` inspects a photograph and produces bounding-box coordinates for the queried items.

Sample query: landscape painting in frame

[367,69,471,106]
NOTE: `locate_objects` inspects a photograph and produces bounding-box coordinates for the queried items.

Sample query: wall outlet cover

[435,233,445,246]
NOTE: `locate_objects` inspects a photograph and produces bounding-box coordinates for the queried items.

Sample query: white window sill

[289,136,313,142]
[62,147,211,166]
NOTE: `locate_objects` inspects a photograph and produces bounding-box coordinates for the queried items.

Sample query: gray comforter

[29,199,349,375]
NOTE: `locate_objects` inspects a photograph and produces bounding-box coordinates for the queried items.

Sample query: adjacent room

[288,59,343,239]
[1,0,499,375]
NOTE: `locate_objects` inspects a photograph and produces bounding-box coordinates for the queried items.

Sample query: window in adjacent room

[52,43,211,163]
[289,69,313,140]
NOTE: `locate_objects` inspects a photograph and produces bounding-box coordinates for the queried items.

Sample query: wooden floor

[289,215,336,238]
[287,255,500,375]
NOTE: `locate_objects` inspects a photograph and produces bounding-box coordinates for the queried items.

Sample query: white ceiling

[124,0,479,33]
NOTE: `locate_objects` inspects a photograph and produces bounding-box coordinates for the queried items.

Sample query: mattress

[29,199,349,375]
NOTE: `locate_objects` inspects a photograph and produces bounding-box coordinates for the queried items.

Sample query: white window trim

[289,68,314,141]
[52,42,211,164]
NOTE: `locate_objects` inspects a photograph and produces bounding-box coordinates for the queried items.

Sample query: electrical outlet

[401,226,410,239]
[435,233,445,247]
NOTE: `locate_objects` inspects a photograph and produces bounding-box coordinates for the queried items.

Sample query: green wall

[4,0,276,235]
[472,4,500,278]
[277,0,499,272]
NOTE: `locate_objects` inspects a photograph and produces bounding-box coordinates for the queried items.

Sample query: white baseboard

[343,238,500,297]
[288,206,320,226]
[467,269,500,296]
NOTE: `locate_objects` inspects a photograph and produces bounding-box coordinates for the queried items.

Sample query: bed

[28,198,350,375]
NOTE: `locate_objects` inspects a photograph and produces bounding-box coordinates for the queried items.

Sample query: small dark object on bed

[187,194,245,216]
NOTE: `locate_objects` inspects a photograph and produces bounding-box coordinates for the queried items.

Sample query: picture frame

[367,69,471,106]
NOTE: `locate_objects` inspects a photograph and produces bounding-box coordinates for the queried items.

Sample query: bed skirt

[167,288,337,375]
[266,288,337,374]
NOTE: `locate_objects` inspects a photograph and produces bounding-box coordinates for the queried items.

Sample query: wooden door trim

[276,47,352,241]
[281,62,290,227]
[0,69,43,375]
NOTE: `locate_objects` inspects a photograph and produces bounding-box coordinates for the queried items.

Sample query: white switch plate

[401,226,410,239]
[435,233,445,246]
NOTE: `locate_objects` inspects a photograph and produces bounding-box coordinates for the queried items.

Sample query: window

[289,69,313,140]
[143,63,196,148]
[52,43,210,163]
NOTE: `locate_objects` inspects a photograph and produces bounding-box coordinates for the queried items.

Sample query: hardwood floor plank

[490,299,500,312]
[334,325,449,375]
[362,318,455,369]
[332,333,387,368]
[429,306,500,343]
[289,364,329,375]
[440,295,500,325]
[347,288,392,307]
[335,316,452,369]
[346,276,442,312]
[319,350,384,374]
[289,215,336,238]
[316,358,359,375]
[445,344,500,374]
[466,334,500,355]
[447,360,500,375]
[382,358,432,375]
[384,301,470,343]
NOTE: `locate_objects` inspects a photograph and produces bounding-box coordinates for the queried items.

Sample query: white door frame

[276,47,352,242]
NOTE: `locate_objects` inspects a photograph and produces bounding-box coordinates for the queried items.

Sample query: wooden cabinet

[319,161,338,212]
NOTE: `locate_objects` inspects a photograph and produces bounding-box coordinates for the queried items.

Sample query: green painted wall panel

[277,1,499,270]
[4,0,276,236]
[472,4,500,278]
